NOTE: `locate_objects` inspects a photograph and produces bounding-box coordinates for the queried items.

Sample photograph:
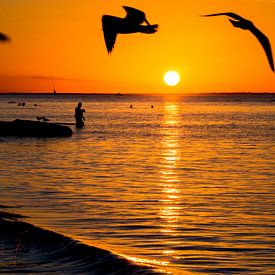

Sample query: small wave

[0,211,161,274]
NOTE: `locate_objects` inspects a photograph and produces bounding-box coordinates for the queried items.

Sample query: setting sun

[164,71,181,87]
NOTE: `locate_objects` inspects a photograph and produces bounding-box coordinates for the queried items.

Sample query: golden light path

[120,101,184,274]
[159,101,182,258]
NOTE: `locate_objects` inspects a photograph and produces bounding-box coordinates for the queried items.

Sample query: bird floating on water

[37,116,50,122]
[42,116,50,122]
[102,6,158,53]
[201,12,274,72]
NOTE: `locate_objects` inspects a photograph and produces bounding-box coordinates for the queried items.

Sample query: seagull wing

[0,32,10,42]
[102,15,117,54]
[202,13,249,29]
[202,12,274,72]
[201,12,244,21]
[123,6,146,24]
[249,26,274,72]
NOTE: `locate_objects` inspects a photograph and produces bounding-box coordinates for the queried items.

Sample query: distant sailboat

[53,89,57,94]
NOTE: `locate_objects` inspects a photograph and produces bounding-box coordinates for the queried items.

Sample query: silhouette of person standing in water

[74,102,85,128]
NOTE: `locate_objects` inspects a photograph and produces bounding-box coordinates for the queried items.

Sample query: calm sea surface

[0,93,274,274]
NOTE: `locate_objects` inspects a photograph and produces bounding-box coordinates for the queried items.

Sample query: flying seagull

[0,32,10,42]
[202,12,274,72]
[102,6,158,53]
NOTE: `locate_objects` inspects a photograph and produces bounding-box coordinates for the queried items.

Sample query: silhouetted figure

[74,102,85,128]
[151,105,154,108]
[0,32,10,42]
[130,105,133,108]
[202,12,274,72]
[102,6,158,53]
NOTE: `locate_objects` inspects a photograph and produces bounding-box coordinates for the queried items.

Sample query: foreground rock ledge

[0,119,73,137]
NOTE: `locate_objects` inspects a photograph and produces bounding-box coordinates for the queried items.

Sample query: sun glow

[164,71,180,87]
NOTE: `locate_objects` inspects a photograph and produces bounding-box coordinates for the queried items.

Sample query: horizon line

[0,92,274,96]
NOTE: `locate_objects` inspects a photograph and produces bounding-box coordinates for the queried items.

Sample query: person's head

[78,102,82,108]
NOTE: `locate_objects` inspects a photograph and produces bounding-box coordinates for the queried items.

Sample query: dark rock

[0,119,73,137]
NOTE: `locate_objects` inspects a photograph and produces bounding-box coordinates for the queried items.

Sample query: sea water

[0,93,274,274]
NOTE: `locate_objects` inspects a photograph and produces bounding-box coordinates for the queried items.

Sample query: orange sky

[0,0,275,93]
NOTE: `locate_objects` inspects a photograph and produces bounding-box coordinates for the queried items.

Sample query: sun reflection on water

[159,102,182,257]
